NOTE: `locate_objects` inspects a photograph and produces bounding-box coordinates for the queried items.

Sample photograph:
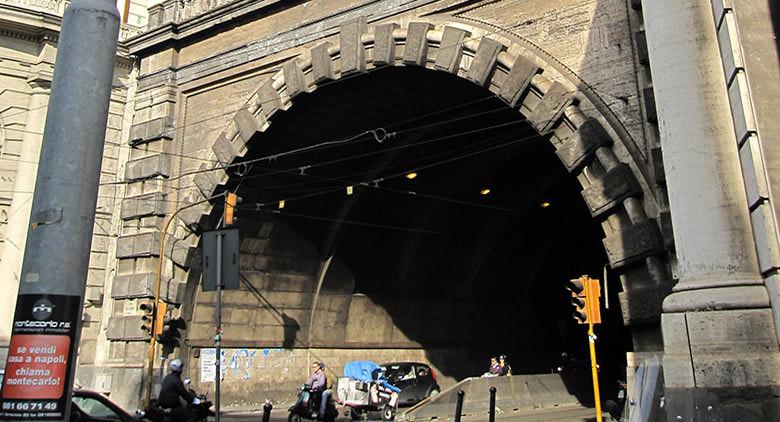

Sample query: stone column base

[662,309,780,421]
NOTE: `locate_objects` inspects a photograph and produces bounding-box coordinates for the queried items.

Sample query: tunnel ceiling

[229,66,607,314]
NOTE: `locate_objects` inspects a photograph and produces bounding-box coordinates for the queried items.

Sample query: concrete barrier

[400,373,590,421]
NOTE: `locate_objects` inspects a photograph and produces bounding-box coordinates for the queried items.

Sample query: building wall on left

[0,0,141,379]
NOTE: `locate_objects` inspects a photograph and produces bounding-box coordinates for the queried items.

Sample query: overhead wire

[0,0,634,222]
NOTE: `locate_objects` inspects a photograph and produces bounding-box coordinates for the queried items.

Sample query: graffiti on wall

[199,348,297,383]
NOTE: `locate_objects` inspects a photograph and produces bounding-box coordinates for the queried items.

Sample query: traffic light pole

[587,322,602,422]
[145,193,225,407]
[215,230,222,422]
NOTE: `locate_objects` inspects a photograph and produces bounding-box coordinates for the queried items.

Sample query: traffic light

[140,300,167,338]
[224,192,242,226]
[157,317,184,347]
[565,275,601,325]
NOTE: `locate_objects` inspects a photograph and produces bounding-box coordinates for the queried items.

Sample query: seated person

[498,355,512,376]
[306,361,330,419]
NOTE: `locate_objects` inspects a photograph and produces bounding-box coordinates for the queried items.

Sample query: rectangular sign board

[202,228,240,291]
[0,294,80,420]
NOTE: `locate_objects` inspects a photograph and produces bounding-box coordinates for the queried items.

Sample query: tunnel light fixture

[405,172,418,180]
[480,188,491,196]
[541,201,551,208]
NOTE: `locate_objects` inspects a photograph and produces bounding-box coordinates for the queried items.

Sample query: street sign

[202,229,240,291]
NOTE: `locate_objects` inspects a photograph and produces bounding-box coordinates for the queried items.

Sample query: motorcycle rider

[158,358,201,422]
[305,361,330,419]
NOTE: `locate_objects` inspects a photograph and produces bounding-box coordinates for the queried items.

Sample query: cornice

[132,0,440,88]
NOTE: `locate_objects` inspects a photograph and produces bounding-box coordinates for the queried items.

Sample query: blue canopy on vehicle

[343,360,381,382]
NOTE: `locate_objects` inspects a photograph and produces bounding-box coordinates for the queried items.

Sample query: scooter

[288,385,338,422]
[140,380,214,422]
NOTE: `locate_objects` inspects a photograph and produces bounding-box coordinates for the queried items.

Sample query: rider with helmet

[158,358,201,422]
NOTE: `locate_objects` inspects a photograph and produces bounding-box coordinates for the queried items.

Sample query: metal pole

[0,0,118,420]
[488,386,496,422]
[454,390,464,422]
[215,232,223,422]
[588,323,603,422]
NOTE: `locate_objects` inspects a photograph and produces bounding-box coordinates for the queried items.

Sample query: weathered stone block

[165,237,196,268]
[129,116,174,145]
[686,309,778,353]
[373,23,399,66]
[581,164,641,217]
[659,210,674,249]
[555,118,612,172]
[193,163,222,197]
[618,285,665,325]
[435,26,470,73]
[750,203,780,273]
[528,82,573,134]
[233,109,262,146]
[498,55,538,106]
[339,16,367,74]
[283,58,306,98]
[739,135,769,208]
[466,37,504,87]
[403,22,433,66]
[111,272,182,303]
[212,133,240,167]
[603,220,664,268]
[256,79,282,118]
[650,146,665,184]
[717,12,741,84]
[643,87,657,123]
[125,154,170,181]
[635,30,648,65]
[121,192,167,220]
[106,315,147,341]
[178,200,211,231]
[116,232,161,258]
[728,71,756,144]
[310,42,334,82]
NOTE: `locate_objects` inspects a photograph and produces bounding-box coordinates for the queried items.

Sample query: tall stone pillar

[643,0,780,419]
[0,74,51,356]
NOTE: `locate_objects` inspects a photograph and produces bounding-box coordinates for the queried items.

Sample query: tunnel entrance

[204,66,630,402]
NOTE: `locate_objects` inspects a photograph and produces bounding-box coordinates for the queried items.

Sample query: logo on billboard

[31,300,54,321]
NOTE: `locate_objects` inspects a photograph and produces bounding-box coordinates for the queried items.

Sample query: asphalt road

[220,404,599,422]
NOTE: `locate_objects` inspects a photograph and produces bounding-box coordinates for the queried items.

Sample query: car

[380,362,440,406]
[71,389,141,421]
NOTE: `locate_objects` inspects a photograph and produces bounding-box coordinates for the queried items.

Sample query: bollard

[489,386,496,422]
[262,402,273,422]
[454,390,465,422]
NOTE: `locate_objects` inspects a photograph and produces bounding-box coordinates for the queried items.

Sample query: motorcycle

[140,380,214,422]
[288,385,338,422]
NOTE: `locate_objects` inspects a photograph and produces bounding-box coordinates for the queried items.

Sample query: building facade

[1,0,779,420]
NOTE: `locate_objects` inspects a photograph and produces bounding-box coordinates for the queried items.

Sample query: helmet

[169,359,183,373]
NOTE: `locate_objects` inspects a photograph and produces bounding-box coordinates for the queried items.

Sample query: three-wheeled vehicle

[336,360,400,421]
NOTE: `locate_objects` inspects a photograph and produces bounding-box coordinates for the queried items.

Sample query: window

[72,396,121,420]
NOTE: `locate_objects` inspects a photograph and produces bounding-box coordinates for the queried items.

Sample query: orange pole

[588,322,603,422]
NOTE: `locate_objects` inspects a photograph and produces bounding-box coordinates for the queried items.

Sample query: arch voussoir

[434,26,470,73]
[465,37,505,87]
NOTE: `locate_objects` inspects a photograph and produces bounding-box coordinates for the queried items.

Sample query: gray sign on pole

[202,229,240,291]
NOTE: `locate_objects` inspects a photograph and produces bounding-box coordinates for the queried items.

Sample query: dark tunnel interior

[221,66,631,400]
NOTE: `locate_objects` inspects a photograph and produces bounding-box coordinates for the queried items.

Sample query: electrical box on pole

[202,229,240,291]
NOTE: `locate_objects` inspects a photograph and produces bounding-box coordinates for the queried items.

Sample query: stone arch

[176,16,669,326]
